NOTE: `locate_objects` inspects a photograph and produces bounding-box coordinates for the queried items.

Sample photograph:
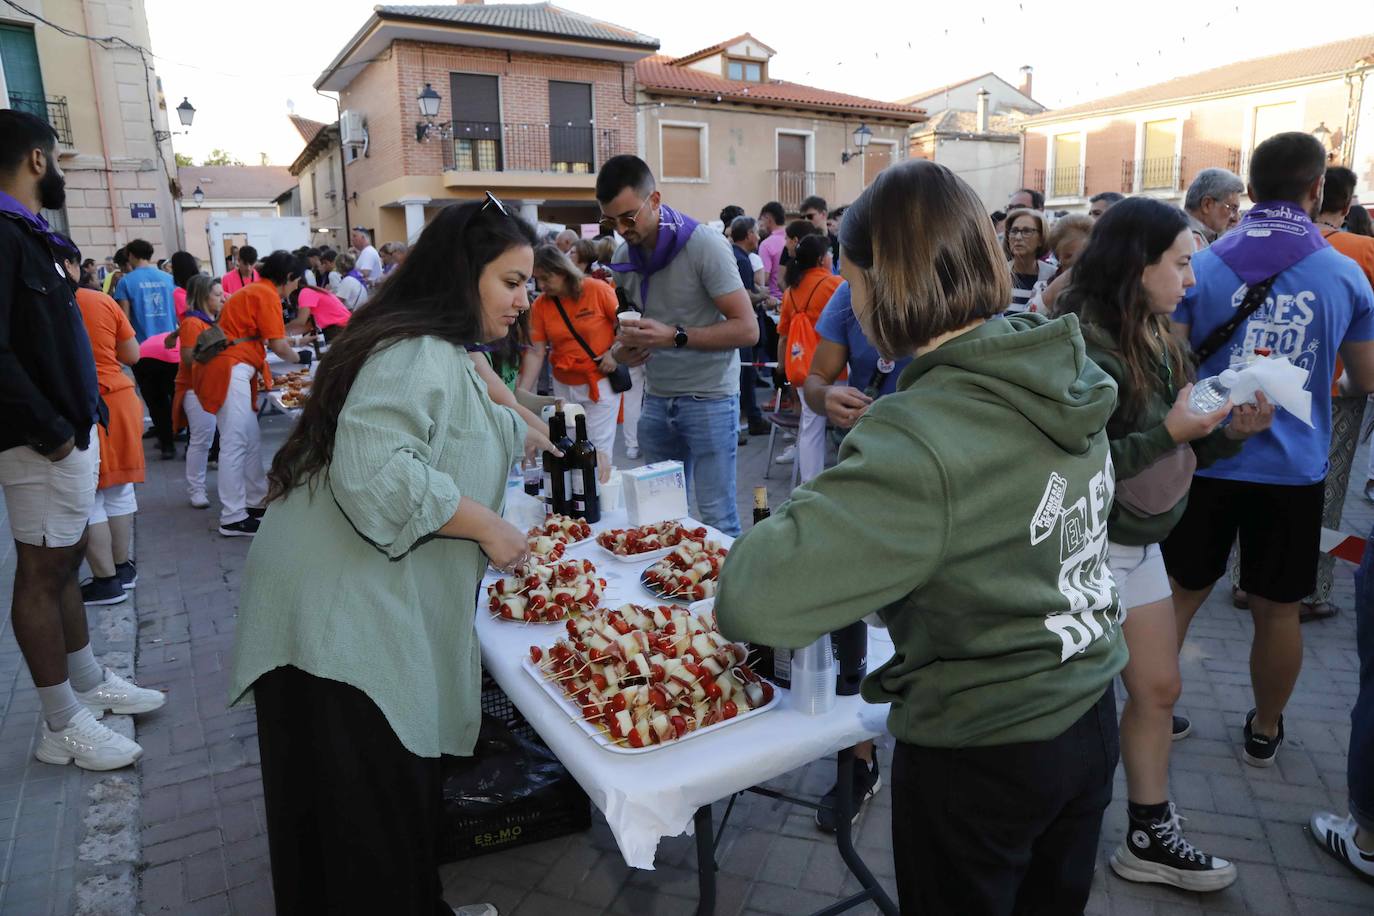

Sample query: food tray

[521,657,779,755]
[594,541,675,564]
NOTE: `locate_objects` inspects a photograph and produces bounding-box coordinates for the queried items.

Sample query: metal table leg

[694,804,717,916]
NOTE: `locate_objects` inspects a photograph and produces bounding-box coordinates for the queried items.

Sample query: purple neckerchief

[608,203,699,309]
[345,269,364,283]
[1209,200,1329,285]
[183,309,215,324]
[0,190,78,259]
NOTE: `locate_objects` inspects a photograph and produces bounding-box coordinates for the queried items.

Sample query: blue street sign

[130,203,156,219]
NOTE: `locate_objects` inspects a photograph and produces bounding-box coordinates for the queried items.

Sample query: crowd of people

[5,93,1374,914]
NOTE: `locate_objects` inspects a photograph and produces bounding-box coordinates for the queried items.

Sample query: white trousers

[620,364,647,451]
[184,389,216,503]
[797,400,827,484]
[216,363,267,525]
[552,377,618,460]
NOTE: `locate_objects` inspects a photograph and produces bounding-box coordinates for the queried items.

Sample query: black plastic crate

[439,671,591,862]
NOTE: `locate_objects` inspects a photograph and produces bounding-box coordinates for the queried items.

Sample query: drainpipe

[83,0,121,245]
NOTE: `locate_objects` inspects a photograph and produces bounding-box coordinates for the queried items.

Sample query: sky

[143,0,1374,167]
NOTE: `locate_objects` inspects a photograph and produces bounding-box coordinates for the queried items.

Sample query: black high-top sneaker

[1110,802,1238,892]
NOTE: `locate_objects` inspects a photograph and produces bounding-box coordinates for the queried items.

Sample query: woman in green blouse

[229,199,539,915]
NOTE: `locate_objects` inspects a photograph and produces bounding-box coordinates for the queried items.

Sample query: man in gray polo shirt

[598,155,757,535]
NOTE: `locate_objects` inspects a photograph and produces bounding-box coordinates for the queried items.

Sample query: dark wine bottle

[568,413,600,523]
[833,620,868,696]
[746,486,778,684]
[543,408,573,516]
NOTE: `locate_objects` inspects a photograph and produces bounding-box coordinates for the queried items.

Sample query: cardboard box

[622,461,688,526]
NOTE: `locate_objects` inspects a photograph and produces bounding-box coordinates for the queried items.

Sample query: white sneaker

[76,670,166,718]
[189,493,210,509]
[774,444,797,464]
[1310,811,1374,879]
[625,446,640,459]
[35,707,142,770]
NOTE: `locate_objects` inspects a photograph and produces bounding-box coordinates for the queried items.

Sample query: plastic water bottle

[791,634,837,716]
[1188,369,1238,414]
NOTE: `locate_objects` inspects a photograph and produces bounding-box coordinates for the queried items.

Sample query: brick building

[313,2,657,244]
[634,34,920,219]
[0,0,185,259]
[283,114,348,252]
[1021,34,1374,214]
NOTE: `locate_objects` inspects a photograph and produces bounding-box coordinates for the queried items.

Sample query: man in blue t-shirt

[113,238,180,458]
[1163,132,1374,770]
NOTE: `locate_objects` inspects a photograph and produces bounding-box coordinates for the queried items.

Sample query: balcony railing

[1122,156,1184,193]
[1032,166,1086,201]
[9,92,72,146]
[440,121,633,175]
[770,170,837,214]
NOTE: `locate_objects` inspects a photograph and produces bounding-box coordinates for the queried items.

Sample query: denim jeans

[1350,526,1374,832]
[638,393,741,535]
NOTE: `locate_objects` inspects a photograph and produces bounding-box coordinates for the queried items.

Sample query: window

[662,125,704,179]
[1051,133,1082,198]
[726,59,762,82]
[1253,102,1297,147]
[1141,119,1178,190]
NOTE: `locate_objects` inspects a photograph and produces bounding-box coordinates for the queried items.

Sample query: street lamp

[841,123,873,164]
[415,83,454,143]
[192,185,204,206]
[155,96,195,142]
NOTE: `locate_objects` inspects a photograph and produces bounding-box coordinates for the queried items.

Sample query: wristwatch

[673,325,689,349]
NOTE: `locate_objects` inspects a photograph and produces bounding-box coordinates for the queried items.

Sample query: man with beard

[0,109,162,771]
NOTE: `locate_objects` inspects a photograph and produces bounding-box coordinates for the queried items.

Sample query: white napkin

[1225,356,1313,427]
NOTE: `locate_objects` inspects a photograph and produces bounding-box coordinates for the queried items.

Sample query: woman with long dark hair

[1060,197,1272,892]
[286,281,351,343]
[169,250,199,317]
[228,200,536,915]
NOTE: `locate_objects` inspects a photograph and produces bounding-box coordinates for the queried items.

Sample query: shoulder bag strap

[551,296,602,362]
[1193,275,1278,364]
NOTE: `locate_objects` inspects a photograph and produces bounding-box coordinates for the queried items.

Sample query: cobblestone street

[1,409,1373,915]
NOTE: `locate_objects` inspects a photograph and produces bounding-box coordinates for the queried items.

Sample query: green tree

[174,152,194,167]
[201,148,243,166]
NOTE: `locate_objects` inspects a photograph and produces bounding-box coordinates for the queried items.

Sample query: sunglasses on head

[480,191,510,217]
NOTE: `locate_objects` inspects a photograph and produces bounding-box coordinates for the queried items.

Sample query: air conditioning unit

[339,110,366,147]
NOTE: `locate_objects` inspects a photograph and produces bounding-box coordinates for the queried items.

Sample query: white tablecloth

[261,351,318,414]
[477,499,892,869]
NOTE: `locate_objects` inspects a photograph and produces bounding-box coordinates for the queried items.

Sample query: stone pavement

[3,396,1374,914]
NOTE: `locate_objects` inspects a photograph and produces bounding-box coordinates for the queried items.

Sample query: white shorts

[1107,541,1172,612]
[90,483,138,525]
[0,429,99,547]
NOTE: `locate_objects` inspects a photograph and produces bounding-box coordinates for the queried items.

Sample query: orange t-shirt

[530,277,619,398]
[75,287,145,487]
[171,314,213,433]
[1323,229,1374,395]
[194,279,285,414]
[780,268,843,340]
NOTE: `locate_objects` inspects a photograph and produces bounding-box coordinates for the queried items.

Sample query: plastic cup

[790,634,836,716]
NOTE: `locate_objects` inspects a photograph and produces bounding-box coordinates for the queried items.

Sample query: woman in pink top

[170,251,199,318]
[288,285,351,343]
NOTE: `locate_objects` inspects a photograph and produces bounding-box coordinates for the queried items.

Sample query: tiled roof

[176,166,296,202]
[916,108,1025,137]
[635,56,924,122]
[671,33,775,66]
[895,72,1000,106]
[1030,33,1374,122]
[375,3,658,49]
[288,115,328,146]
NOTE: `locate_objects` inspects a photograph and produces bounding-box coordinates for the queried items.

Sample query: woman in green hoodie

[1060,196,1273,894]
[716,159,1126,915]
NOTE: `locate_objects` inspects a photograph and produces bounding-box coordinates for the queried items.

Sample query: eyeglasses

[599,197,650,233]
[1007,227,1040,237]
[481,191,510,217]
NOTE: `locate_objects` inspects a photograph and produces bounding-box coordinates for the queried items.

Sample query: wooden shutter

[662,126,702,179]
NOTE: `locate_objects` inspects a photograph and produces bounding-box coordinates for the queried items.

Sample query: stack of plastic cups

[791,634,836,715]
